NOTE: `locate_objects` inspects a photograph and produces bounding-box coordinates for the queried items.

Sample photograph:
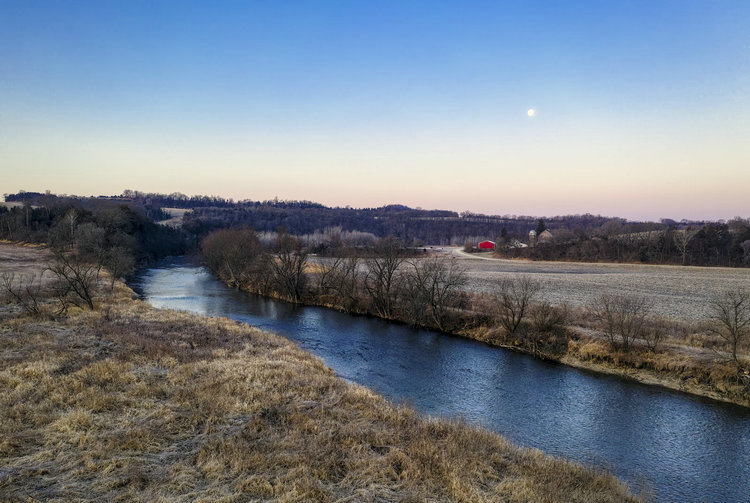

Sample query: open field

[157,207,192,228]
[0,243,55,290]
[0,245,640,502]
[0,243,52,274]
[445,248,750,321]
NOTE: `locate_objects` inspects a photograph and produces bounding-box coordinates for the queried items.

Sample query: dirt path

[451,248,500,261]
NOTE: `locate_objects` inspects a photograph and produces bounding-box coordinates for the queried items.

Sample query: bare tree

[50,275,73,315]
[47,251,98,310]
[592,293,651,352]
[323,226,344,252]
[495,276,541,335]
[201,228,267,289]
[707,288,750,364]
[1,272,45,316]
[105,247,136,289]
[364,236,404,318]
[74,222,108,276]
[402,273,429,326]
[673,228,698,265]
[270,232,308,302]
[49,208,80,250]
[319,256,362,310]
[408,257,466,331]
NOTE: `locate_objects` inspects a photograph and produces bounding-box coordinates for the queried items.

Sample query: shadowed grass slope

[0,289,641,502]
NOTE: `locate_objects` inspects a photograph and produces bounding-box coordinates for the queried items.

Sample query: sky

[1,1,748,221]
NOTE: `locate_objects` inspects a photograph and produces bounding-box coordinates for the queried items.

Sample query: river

[133,258,750,502]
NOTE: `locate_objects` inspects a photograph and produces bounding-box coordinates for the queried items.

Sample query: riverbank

[462,325,750,409]
[214,263,750,409]
[0,245,641,501]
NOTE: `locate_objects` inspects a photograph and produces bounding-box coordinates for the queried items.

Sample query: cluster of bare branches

[494,276,541,335]
[485,276,571,355]
[270,232,308,302]
[203,229,472,330]
[708,288,750,364]
[1,251,100,315]
[363,237,404,318]
[318,256,361,310]
[591,294,652,352]
[530,301,569,335]
[201,227,267,289]
[1,272,45,316]
[405,257,466,331]
[47,251,98,311]
[201,227,312,302]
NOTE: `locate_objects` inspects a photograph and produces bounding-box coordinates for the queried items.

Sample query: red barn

[478,240,495,250]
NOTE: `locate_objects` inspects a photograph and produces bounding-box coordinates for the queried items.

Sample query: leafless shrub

[707,288,750,364]
[494,276,541,335]
[407,257,466,331]
[642,326,665,353]
[48,252,98,310]
[49,277,71,315]
[591,294,651,352]
[318,256,342,293]
[1,272,45,316]
[104,247,135,290]
[319,256,362,310]
[530,301,569,334]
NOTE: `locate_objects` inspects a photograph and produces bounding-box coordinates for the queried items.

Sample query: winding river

[133,258,750,502]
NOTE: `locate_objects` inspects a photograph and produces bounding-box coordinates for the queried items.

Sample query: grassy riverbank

[0,245,641,502]
[234,276,750,409]
[462,323,750,408]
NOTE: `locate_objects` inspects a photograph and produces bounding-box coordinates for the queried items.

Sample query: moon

[527,108,536,117]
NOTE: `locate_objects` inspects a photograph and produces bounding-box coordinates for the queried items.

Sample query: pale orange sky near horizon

[3,117,748,221]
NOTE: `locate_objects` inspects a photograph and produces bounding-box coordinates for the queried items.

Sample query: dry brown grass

[567,336,750,404]
[0,267,641,501]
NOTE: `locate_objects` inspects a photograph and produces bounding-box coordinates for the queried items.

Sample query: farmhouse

[478,240,496,250]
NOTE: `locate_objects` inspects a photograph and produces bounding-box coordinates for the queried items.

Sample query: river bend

[133,259,750,502]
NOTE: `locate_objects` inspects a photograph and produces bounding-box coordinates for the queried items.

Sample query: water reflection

[134,259,750,503]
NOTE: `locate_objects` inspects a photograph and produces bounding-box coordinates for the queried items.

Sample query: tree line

[0,194,188,261]
[5,190,749,267]
[498,219,750,267]
[0,195,189,315]
[201,228,574,354]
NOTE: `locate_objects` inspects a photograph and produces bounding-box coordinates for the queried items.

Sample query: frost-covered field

[449,250,750,321]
